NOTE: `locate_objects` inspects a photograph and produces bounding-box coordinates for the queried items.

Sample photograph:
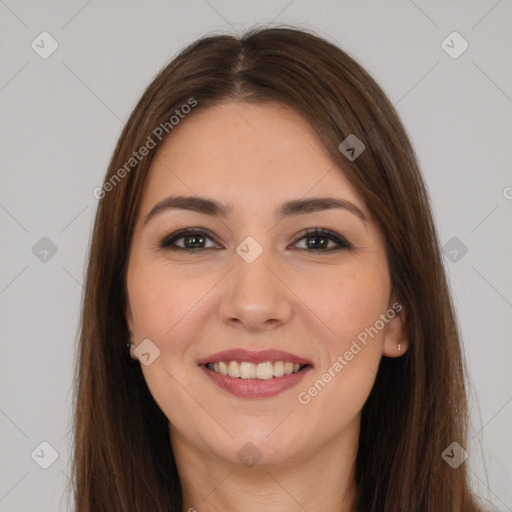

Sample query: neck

[171,420,359,512]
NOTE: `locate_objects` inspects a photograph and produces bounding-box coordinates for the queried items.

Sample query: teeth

[219,361,228,375]
[240,362,256,379]
[256,362,273,380]
[273,360,285,377]
[228,361,240,378]
[206,360,306,379]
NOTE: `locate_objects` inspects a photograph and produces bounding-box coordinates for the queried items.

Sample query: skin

[125,100,408,512]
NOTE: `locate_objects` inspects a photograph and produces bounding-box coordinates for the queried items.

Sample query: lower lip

[200,364,312,399]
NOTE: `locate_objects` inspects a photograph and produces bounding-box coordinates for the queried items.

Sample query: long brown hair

[70,25,484,511]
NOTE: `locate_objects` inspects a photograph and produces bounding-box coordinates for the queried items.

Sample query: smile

[197,348,313,398]
[206,360,308,379]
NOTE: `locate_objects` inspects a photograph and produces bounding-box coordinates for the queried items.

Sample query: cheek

[298,264,389,395]
[307,268,389,402]
[126,262,212,421]
[127,260,213,343]
[300,261,390,347]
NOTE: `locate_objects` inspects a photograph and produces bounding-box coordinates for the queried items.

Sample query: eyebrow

[143,195,367,226]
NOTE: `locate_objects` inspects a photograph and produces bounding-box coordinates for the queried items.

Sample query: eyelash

[158,227,352,252]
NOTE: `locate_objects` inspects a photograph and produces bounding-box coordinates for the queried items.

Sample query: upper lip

[197,349,313,366]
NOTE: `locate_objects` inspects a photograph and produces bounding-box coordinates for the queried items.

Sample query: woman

[71,26,485,511]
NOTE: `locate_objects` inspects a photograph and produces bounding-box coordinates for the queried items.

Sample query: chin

[207,427,306,468]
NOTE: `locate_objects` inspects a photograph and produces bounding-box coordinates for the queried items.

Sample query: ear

[125,300,137,359]
[382,301,409,357]
[125,299,134,339]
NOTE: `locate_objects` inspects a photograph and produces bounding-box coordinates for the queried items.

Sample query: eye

[159,228,220,250]
[159,227,351,252]
[291,228,352,251]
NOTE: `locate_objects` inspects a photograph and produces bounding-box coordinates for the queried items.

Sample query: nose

[218,245,293,333]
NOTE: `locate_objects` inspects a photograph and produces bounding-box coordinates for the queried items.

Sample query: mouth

[197,349,313,398]
[204,360,310,379]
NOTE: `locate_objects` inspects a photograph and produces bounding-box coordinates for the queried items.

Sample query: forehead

[141,100,366,216]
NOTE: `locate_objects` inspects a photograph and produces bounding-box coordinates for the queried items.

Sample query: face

[125,100,407,468]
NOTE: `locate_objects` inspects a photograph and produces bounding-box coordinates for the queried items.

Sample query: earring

[397,343,401,352]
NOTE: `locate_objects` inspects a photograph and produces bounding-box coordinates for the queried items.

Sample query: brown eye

[292,228,352,251]
[160,229,219,250]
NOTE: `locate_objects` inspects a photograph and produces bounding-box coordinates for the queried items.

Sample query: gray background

[1,1,511,510]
